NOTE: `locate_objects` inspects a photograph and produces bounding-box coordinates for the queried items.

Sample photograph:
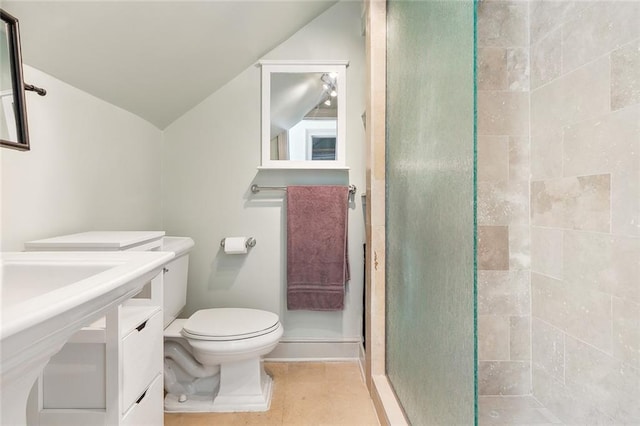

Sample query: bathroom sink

[0,250,174,425]
[2,261,113,307]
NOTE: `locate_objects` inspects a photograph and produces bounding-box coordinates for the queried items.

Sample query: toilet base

[164,362,273,413]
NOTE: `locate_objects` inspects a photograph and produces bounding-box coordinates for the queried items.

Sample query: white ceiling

[2,0,338,129]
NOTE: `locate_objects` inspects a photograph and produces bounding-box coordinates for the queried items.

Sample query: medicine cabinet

[1,8,46,151]
[1,9,30,150]
[259,60,348,169]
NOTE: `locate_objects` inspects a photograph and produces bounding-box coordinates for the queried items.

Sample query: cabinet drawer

[121,374,163,426]
[122,310,162,412]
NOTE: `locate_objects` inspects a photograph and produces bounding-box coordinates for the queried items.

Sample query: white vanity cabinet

[33,273,164,426]
[24,232,168,426]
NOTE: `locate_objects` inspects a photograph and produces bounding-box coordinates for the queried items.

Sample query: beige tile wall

[479,5,639,421]
[528,1,640,423]
[477,0,532,396]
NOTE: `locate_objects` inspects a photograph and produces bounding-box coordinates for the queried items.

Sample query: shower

[380,0,640,424]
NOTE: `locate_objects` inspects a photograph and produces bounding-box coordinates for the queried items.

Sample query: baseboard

[265,338,362,361]
[358,343,366,380]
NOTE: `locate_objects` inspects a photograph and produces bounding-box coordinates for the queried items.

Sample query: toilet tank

[160,237,195,327]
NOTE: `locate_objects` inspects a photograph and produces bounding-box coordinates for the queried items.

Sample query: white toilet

[158,236,283,413]
[25,232,283,413]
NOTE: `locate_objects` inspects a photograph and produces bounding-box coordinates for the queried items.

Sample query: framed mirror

[1,9,30,151]
[259,60,348,169]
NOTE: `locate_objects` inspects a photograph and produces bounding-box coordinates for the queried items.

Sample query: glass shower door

[385,0,477,424]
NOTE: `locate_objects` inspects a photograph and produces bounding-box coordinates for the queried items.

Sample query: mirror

[260,61,348,169]
[1,9,30,150]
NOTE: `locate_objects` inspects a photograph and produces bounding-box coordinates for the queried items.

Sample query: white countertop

[24,231,166,250]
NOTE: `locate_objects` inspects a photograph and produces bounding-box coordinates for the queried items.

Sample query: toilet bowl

[164,307,283,412]
[183,308,283,365]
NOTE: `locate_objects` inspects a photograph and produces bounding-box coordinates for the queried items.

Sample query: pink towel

[287,185,350,311]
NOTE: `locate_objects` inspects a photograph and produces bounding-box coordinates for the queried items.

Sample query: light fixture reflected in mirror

[320,72,337,103]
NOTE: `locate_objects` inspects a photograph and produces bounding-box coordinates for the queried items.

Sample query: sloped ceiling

[1,1,338,129]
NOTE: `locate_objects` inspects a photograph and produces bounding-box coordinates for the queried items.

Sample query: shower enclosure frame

[362,0,478,424]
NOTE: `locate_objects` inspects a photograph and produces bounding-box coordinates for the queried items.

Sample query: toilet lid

[182,308,280,341]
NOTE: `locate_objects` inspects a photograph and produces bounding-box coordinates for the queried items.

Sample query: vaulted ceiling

[2,1,337,129]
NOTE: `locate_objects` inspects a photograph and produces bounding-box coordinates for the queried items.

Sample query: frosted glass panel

[386,0,477,424]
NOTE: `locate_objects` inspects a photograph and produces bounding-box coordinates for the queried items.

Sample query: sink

[2,262,113,307]
[0,250,174,425]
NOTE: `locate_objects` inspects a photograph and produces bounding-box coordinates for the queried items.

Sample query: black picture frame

[1,9,30,151]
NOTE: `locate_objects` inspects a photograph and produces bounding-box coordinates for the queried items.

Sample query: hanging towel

[287,185,350,311]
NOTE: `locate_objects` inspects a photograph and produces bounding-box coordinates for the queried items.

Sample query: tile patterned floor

[164,362,380,426]
[479,396,563,425]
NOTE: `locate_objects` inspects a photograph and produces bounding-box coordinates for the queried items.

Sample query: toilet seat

[182,308,280,341]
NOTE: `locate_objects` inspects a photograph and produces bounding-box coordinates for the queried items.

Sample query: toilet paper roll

[223,237,247,254]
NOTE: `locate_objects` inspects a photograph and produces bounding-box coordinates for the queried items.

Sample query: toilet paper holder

[219,237,256,249]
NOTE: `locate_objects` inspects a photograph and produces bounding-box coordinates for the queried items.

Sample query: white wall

[0,65,163,251]
[163,1,366,342]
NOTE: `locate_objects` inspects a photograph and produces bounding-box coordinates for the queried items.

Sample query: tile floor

[164,362,380,426]
[479,396,563,425]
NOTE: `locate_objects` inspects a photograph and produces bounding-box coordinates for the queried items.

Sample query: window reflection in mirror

[260,61,347,169]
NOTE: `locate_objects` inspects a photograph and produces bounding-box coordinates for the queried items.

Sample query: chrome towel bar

[251,184,357,195]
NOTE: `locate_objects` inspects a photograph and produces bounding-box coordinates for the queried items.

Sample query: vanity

[0,250,173,426]
[34,277,164,426]
[18,232,170,425]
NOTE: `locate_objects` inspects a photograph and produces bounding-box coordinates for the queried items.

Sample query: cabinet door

[121,310,163,413]
[121,375,163,426]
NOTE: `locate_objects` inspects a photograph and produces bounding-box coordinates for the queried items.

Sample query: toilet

[155,236,284,413]
[25,232,283,413]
